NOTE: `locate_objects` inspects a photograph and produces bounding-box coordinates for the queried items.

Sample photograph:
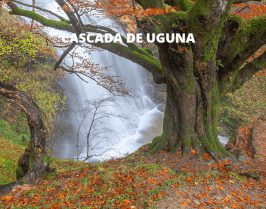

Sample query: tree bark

[0,81,49,183]
[148,60,231,159]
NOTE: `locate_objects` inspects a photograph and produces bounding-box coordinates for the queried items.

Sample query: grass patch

[0,147,265,208]
[0,136,25,185]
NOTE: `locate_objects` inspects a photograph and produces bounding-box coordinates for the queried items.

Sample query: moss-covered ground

[0,145,266,208]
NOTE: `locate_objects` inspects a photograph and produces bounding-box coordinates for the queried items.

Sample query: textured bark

[0,81,49,183]
[148,56,230,159]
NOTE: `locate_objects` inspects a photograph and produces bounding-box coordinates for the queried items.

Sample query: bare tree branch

[55,0,83,34]
[54,42,77,71]
[72,96,126,162]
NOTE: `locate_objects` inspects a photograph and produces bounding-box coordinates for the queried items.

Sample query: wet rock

[157,103,166,112]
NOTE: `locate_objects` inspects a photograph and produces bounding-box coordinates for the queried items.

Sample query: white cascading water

[14,0,228,162]
[45,1,164,162]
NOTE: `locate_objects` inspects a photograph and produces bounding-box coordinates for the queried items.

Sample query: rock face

[249,116,266,159]
[225,115,266,161]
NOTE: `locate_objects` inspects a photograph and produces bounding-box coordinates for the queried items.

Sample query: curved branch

[7,1,76,32]
[53,41,77,71]
[83,24,117,35]
[8,1,120,35]
[0,81,49,183]
[220,17,266,77]
[225,50,266,94]
[87,40,166,84]
[11,0,70,22]
[7,0,166,84]
[55,0,83,34]
[58,65,117,95]
[216,17,241,67]
[66,0,87,32]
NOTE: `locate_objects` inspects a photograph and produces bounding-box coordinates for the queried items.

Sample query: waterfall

[55,41,164,162]
[43,2,164,162]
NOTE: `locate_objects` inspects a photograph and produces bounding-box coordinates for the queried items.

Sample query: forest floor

[1,144,266,208]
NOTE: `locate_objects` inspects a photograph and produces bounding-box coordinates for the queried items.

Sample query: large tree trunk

[149,54,231,159]
[0,81,49,183]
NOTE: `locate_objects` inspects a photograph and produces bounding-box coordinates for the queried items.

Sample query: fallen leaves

[2,142,266,209]
[231,3,266,20]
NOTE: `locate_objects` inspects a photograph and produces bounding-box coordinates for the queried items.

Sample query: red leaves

[215,185,225,190]
[148,177,157,184]
[58,192,68,199]
[106,4,180,18]
[259,72,266,77]
[203,153,212,160]
[3,195,13,201]
[157,168,168,175]
[2,140,266,208]
[231,3,266,20]
[120,199,131,206]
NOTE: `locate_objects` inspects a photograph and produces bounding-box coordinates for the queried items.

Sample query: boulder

[225,115,266,161]
[248,117,266,158]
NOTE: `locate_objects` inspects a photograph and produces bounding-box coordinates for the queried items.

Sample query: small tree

[73,96,126,162]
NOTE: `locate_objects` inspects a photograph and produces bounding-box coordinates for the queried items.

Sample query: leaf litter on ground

[1,143,266,208]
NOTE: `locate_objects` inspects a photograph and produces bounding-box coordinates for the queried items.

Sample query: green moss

[144,48,153,55]
[183,1,234,63]
[148,132,167,154]
[227,16,266,64]
[44,156,52,164]
[15,163,24,180]
[191,133,201,149]
[167,0,193,11]
[171,140,182,152]
[182,126,192,154]
[159,15,171,32]
[177,0,193,11]
[9,5,74,31]
[207,79,230,156]
[168,11,188,29]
